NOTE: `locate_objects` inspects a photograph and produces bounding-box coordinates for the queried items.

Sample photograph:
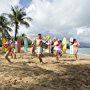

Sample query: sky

[0,0,90,42]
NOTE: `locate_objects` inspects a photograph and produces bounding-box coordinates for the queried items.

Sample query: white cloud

[76,27,90,42]
[0,0,20,14]
[76,27,86,36]
[9,0,20,6]
[0,0,20,37]
[0,0,90,42]
[25,0,90,42]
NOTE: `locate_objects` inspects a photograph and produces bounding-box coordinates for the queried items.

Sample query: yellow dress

[2,38,7,52]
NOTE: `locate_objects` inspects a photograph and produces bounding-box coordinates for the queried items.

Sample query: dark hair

[38,34,41,36]
[72,39,76,44]
[73,39,76,42]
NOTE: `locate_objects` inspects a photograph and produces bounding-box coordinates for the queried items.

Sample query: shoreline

[66,48,90,56]
[78,53,90,56]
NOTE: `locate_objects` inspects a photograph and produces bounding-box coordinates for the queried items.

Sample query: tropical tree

[6,6,32,40]
[0,15,12,38]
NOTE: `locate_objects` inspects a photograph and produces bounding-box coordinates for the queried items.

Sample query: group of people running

[31,34,80,64]
[2,33,80,64]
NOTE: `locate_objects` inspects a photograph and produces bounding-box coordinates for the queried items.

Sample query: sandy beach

[0,50,90,90]
[0,0,90,89]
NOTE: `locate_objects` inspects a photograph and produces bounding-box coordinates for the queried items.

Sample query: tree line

[0,6,32,40]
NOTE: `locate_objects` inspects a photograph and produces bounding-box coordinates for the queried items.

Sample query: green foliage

[0,15,12,38]
[67,43,70,49]
[18,35,32,47]
[6,6,32,40]
[42,43,48,49]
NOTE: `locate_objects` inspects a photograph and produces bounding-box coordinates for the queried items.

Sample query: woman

[73,39,80,60]
[54,37,62,61]
[4,41,15,63]
[31,42,35,55]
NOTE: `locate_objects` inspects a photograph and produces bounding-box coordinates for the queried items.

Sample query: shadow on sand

[0,61,90,90]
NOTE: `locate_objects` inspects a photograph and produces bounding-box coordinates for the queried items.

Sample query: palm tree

[6,6,32,40]
[0,15,12,38]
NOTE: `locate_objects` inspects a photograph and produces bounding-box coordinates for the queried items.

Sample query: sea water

[67,48,90,56]
[78,48,90,56]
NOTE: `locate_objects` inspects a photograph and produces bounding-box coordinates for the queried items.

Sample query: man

[35,34,44,63]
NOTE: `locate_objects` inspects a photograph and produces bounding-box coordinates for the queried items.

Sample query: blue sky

[20,0,32,7]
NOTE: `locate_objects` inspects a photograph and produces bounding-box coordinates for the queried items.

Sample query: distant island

[79,42,90,48]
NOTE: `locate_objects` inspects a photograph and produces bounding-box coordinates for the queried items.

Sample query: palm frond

[0,15,12,37]
[20,20,30,27]
[11,6,17,16]
[6,26,12,31]
[23,17,33,21]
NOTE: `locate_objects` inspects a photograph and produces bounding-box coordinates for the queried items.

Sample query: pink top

[54,40,61,51]
[73,42,80,47]
[3,41,9,48]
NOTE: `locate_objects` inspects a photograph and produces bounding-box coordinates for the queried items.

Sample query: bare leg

[14,53,16,59]
[38,54,44,63]
[66,54,69,60]
[5,52,12,63]
[74,50,78,60]
[32,47,36,55]
[75,54,78,60]
[56,51,59,61]
[11,51,16,59]
[10,52,13,58]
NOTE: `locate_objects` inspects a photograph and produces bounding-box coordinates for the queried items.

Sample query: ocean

[67,48,90,56]
[78,48,90,56]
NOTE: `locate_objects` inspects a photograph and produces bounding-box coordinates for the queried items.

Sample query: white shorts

[36,47,42,54]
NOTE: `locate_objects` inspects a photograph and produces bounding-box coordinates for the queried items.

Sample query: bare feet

[40,61,45,64]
